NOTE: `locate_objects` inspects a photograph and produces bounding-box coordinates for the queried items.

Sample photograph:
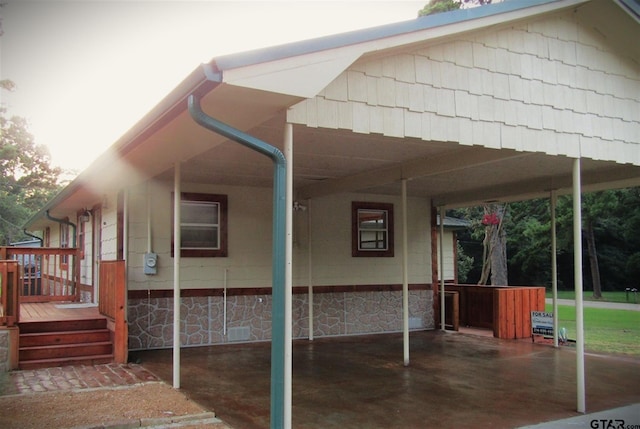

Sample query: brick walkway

[0,363,159,396]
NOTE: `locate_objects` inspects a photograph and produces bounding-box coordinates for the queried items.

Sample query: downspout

[22,230,43,244]
[46,210,77,247]
[188,93,288,429]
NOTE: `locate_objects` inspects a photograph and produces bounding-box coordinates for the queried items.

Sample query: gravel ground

[0,364,234,429]
[0,382,233,428]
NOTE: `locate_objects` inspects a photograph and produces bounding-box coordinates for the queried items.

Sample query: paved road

[545,298,640,311]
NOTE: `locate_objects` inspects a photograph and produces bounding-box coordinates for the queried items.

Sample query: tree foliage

[455,188,640,293]
[418,0,492,17]
[0,107,62,244]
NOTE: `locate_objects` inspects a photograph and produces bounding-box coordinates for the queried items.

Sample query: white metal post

[439,206,445,332]
[573,158,586,413]
[173,162,181,389]
[284,122,293,429]
[402,179,409,366]
[551,190,559,348]
[307,199,314,341]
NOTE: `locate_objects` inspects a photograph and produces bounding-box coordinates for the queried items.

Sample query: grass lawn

[546,290,639,304]
[544,304,640,356]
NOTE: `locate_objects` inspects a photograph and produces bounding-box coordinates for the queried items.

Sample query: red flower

[482,213,500,225]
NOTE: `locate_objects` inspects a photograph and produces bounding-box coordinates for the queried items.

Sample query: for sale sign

[531,311,554,336]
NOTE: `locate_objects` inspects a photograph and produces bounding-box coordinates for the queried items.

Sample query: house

[5,0,639,417]
[437,215,470,283]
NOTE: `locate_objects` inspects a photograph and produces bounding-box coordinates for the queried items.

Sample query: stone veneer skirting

[0,330,9,372]
[127,286,434,350]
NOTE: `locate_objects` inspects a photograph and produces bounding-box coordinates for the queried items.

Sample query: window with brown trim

[172,192,228,257]
[352,201,394,257]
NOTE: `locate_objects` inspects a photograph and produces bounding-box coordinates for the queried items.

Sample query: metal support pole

[551,190,559,348]
[439,206,445,332]
[573,158,586,413]
[284,122,293,429]
[307,199,314,341]
[173,162,181,389]
[401,179,409,366]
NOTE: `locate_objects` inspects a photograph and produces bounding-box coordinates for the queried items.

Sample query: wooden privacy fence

[493,287,546,339]
[0,261,20,326]
[444,284,546,339]
[99,260,128,363]
[0,247,80,303]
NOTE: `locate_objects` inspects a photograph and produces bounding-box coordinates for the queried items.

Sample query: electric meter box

[143,252,158,275]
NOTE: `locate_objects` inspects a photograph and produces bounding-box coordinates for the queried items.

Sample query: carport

[134,330,640,429]
[23,1,640,428]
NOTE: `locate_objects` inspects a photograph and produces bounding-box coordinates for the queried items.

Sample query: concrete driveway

[134,331,640,429]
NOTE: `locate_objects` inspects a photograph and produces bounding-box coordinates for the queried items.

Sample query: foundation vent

[227,326,251,342]
[409,317,423,329]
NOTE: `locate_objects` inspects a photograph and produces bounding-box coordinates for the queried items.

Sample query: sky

[1,0,427,174]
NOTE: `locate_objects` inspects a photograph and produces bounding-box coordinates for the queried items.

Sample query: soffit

[153,114,640,209]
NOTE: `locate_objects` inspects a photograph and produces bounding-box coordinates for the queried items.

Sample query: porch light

[79,210,91,223]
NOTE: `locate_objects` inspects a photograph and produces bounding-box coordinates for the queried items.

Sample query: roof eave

[23,64,220,230]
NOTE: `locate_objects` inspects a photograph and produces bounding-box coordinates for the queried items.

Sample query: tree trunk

[585,220,602,299]
[490,205,508,286]
[478,225,492,285]
[477,204,508,286]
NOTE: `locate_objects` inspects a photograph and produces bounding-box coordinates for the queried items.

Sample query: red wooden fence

[99,260,127,363]
[1,247,80,303]
[445,284,546,339]
[493,287,546,339]
[0,261,20,326]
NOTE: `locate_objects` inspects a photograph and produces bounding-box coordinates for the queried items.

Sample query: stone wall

[128,289,433,350]
[0,330,9,372]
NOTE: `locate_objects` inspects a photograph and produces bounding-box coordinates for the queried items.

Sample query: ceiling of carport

[153,112,640,208]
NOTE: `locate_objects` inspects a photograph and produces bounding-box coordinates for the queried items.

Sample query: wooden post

[113,260,128,364]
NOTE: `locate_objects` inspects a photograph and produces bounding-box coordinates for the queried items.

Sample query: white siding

[288,10,640,165]
[100,193,119,261]
[436,230,456,282]
[126,181,431,291]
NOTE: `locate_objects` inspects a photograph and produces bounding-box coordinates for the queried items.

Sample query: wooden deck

[20,302,101,322]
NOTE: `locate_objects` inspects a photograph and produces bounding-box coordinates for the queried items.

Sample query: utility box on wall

[143,252,157,275]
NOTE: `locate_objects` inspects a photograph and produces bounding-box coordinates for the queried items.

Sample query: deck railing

[0,247,80,303]
[0,261,20,326]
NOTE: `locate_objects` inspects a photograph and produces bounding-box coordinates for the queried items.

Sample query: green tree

[418,0,492,17]
[454,188,640,293]
[419,0,461,16]
[456,241,474,283]
[0,107,62,244]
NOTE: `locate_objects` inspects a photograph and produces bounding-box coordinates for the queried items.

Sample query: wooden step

[20,341,113,361]
[19,318,107,334]
[20,329,111,347]
[18,354,114,370]
[18,316,114,369]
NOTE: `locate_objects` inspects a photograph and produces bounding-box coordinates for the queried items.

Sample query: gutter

[46,210,77,248]
[22,64,221,231]
[22,230,43,244]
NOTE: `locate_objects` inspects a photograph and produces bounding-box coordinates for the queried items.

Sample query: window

[352,201,394,257]
[172,193,228,257]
